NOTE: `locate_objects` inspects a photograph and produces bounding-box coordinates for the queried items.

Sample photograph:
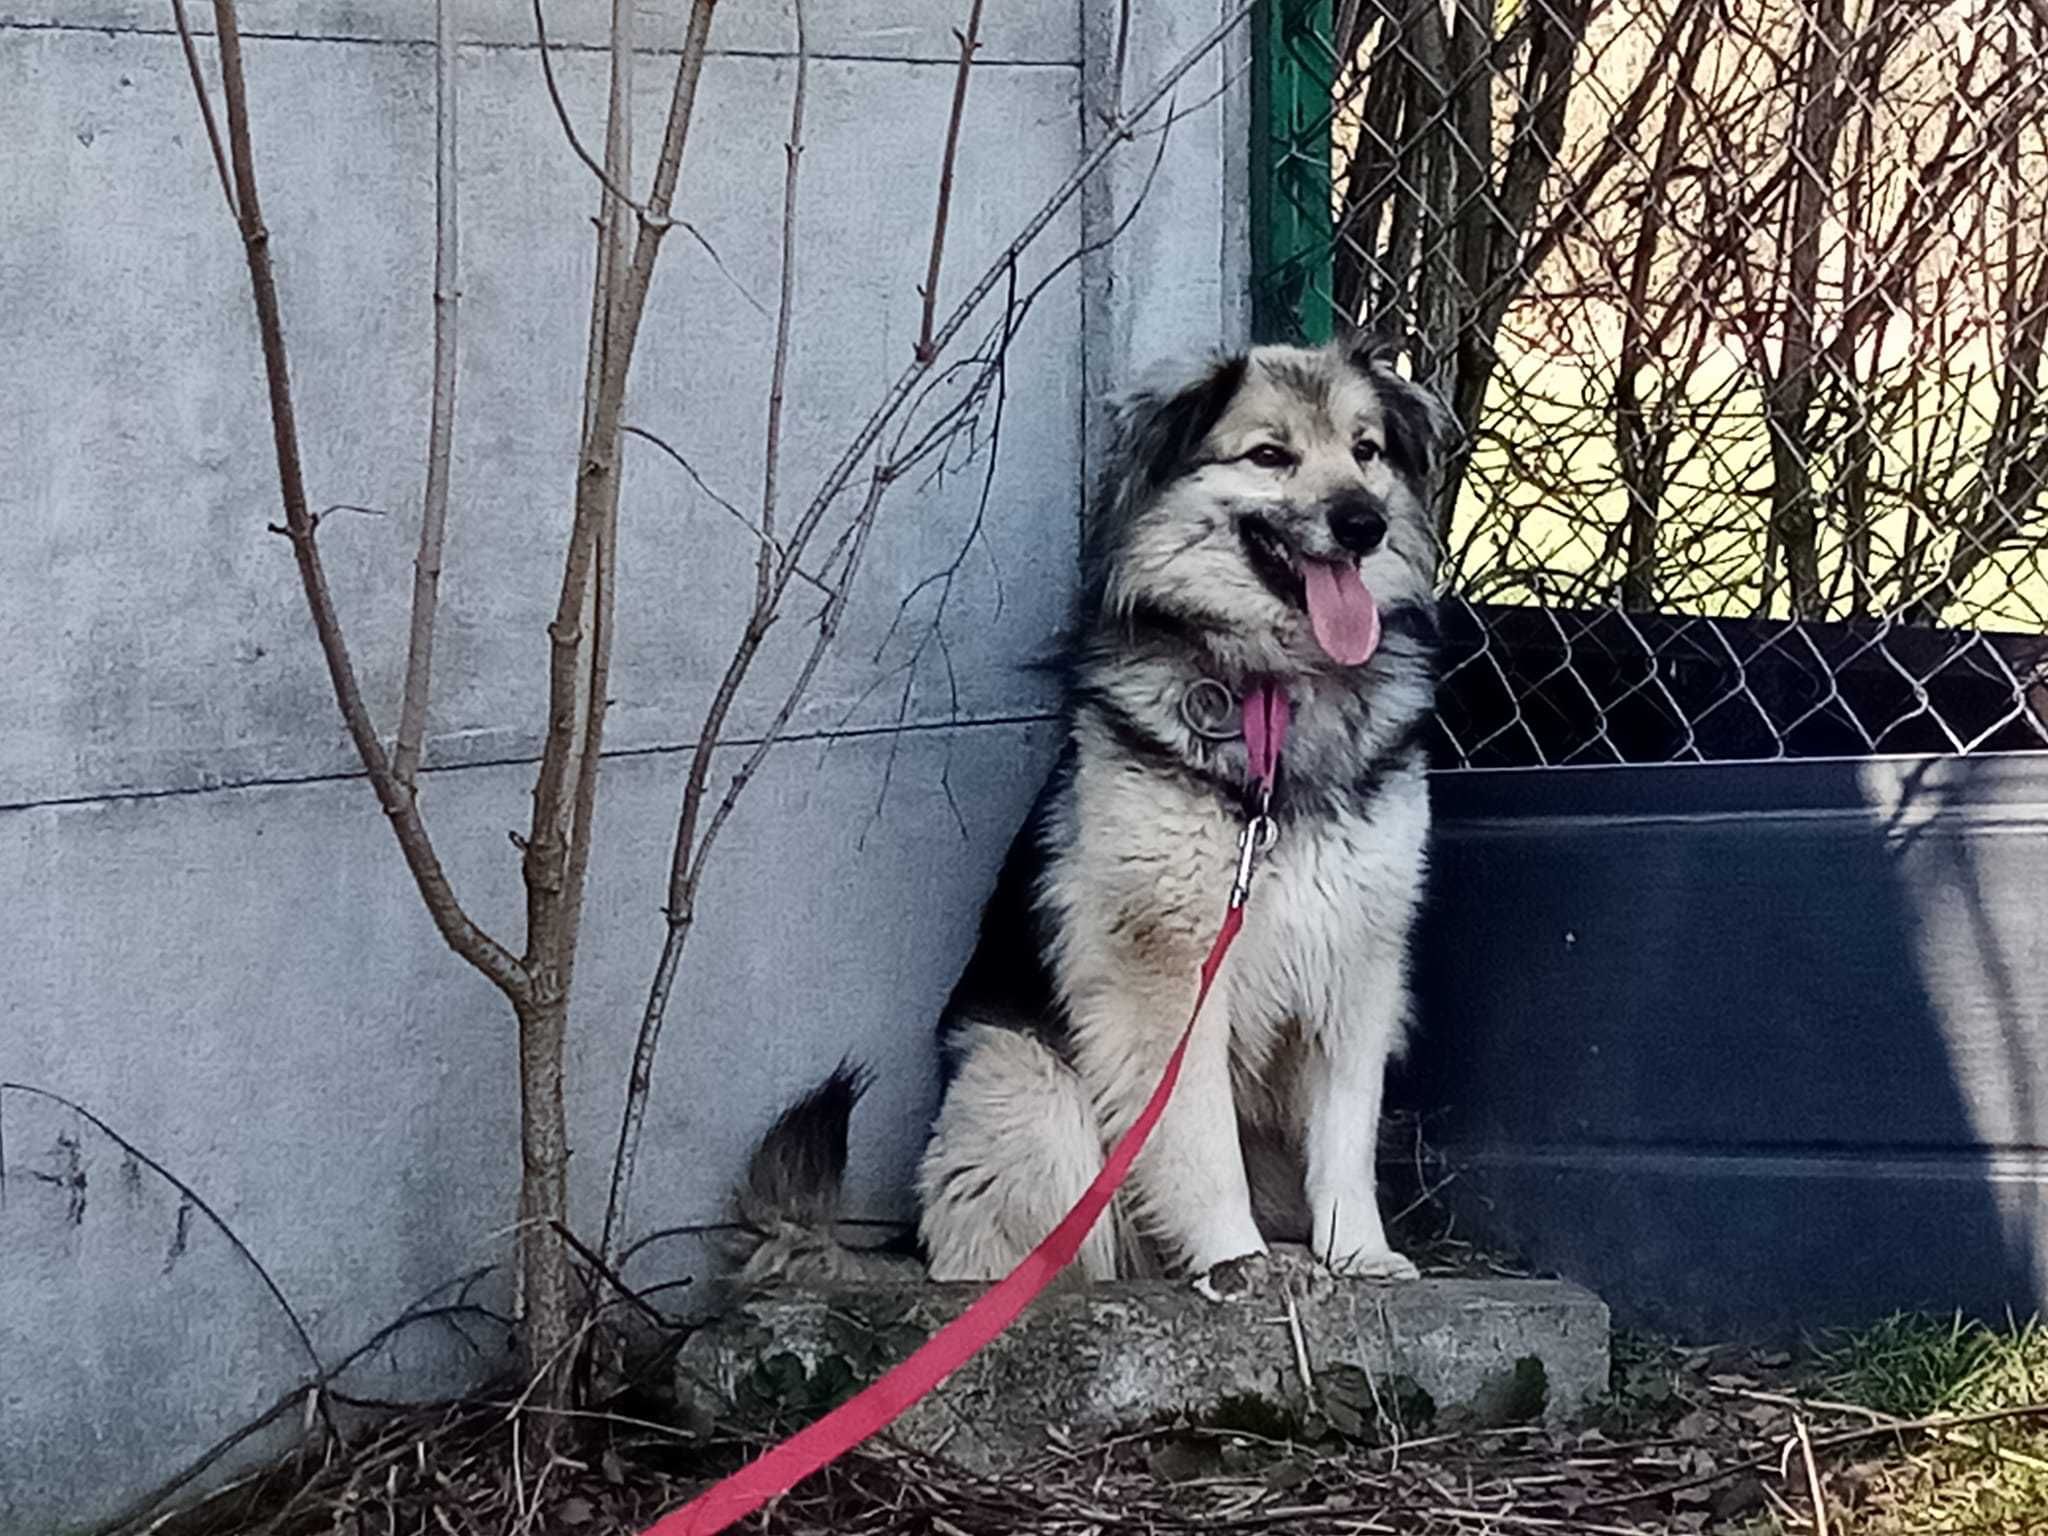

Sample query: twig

[595,0,788,1269]
[916,0,984,363]
[1282,1284,1319,1413]
[779,0,1259,602]
[531,0,646,222]
[169,0,236,219]
[1423,1513,1658,1536]
[841,258,1037,845]
[757,0,808,612]
[622,424,831,593]
[548,1220,671,1329]
[394,0,461,791]
[510,1416,528,1522]
[1582,1399,2048,1510]
[597,0,721,417]
[684,466,889,900]
[531,0,770,321]
[602,461,889,1262]
[501,1311,604,1427]
[1,1081,337,1446]
[197,0,527,1001]
[88,1274,504,1536]
[1718,1382,2048,1476]
[1796,1416,1829,1536]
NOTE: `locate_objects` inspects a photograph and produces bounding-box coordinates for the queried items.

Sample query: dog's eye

[1353,440,1383,466]
[1244,444,1296,470]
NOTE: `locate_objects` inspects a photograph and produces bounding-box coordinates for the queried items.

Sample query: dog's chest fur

[1046,726,1427,1066]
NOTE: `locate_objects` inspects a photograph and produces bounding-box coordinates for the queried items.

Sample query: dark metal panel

[1404,754,2048,1339]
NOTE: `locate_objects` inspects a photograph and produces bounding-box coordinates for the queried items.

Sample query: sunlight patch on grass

[1820,1313,2048,1535]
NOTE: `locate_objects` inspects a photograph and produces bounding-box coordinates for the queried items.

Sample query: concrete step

[676,1253,1610,1471]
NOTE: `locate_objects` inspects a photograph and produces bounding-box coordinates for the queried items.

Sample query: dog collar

[1178,677,1239,740]
[1179,677,1290,837]
[1180,678,1290,760]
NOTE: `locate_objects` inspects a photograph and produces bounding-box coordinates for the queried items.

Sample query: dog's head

[1084,340,1449,675]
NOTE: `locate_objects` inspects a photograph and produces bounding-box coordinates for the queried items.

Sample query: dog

[732,337,1448,1292]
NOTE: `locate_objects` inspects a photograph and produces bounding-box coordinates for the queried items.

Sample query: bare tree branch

[758,2,808,613]
[916,0,985,364]
[199,0,526,1001]
[601,0,807,1266]
[1614,0,1716,610]
[623,423,831,594]
[516,0,675,1405]
[394,0,461,790]
[1,1082,337,1444]
[531,0,644,222]
[170,0,236,219]
[782,0,1260,600]
[84,1267,505,1536]
[531,0,769,320]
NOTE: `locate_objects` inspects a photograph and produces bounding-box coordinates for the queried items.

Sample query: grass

[1820,1312,2048,1421]
[1811,1312,2048,1535]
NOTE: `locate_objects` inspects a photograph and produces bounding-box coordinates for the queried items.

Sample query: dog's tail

[729,1063,914,1289]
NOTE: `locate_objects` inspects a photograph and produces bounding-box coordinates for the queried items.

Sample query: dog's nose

[1327,496,1388,557]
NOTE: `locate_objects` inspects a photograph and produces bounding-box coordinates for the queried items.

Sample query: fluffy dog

[733,338,1448,1290]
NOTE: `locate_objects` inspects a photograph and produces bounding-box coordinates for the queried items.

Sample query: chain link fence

[1250,0,2048,767]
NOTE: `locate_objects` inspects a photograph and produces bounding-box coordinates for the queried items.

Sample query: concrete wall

[0,4,1248,1528]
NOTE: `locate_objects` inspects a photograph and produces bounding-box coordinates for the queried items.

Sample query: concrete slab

[677,1258,1611,1471]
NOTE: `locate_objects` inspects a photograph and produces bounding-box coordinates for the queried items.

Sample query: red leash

[644,684,1288,1536]
[650,906,1243,1535]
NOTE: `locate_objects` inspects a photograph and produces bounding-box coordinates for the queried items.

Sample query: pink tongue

[1302,560,1381,665]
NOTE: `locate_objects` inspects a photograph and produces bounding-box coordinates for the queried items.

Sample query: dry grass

[94,1151,2047,1536]
[119,1321,2048,1536]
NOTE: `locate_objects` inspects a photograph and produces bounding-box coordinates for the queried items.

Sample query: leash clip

[1230,811,1278,910]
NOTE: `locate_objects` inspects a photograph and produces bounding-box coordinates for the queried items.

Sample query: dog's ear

[1379,372,1455,484]
[1080,353,1246,622]
[1343,328,1405,373]
[1103,352,1248,501]
[1341,333,1454,483]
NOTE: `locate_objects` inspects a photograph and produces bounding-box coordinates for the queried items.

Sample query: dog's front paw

[1190,1246,1273,1302]
[1320,1245,1420,1281]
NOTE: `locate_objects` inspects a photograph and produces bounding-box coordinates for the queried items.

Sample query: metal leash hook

[1228,813,1277,910]
[1230,775,1280,911]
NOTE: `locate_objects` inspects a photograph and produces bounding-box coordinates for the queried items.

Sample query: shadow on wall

[1400,754,2048,1343]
